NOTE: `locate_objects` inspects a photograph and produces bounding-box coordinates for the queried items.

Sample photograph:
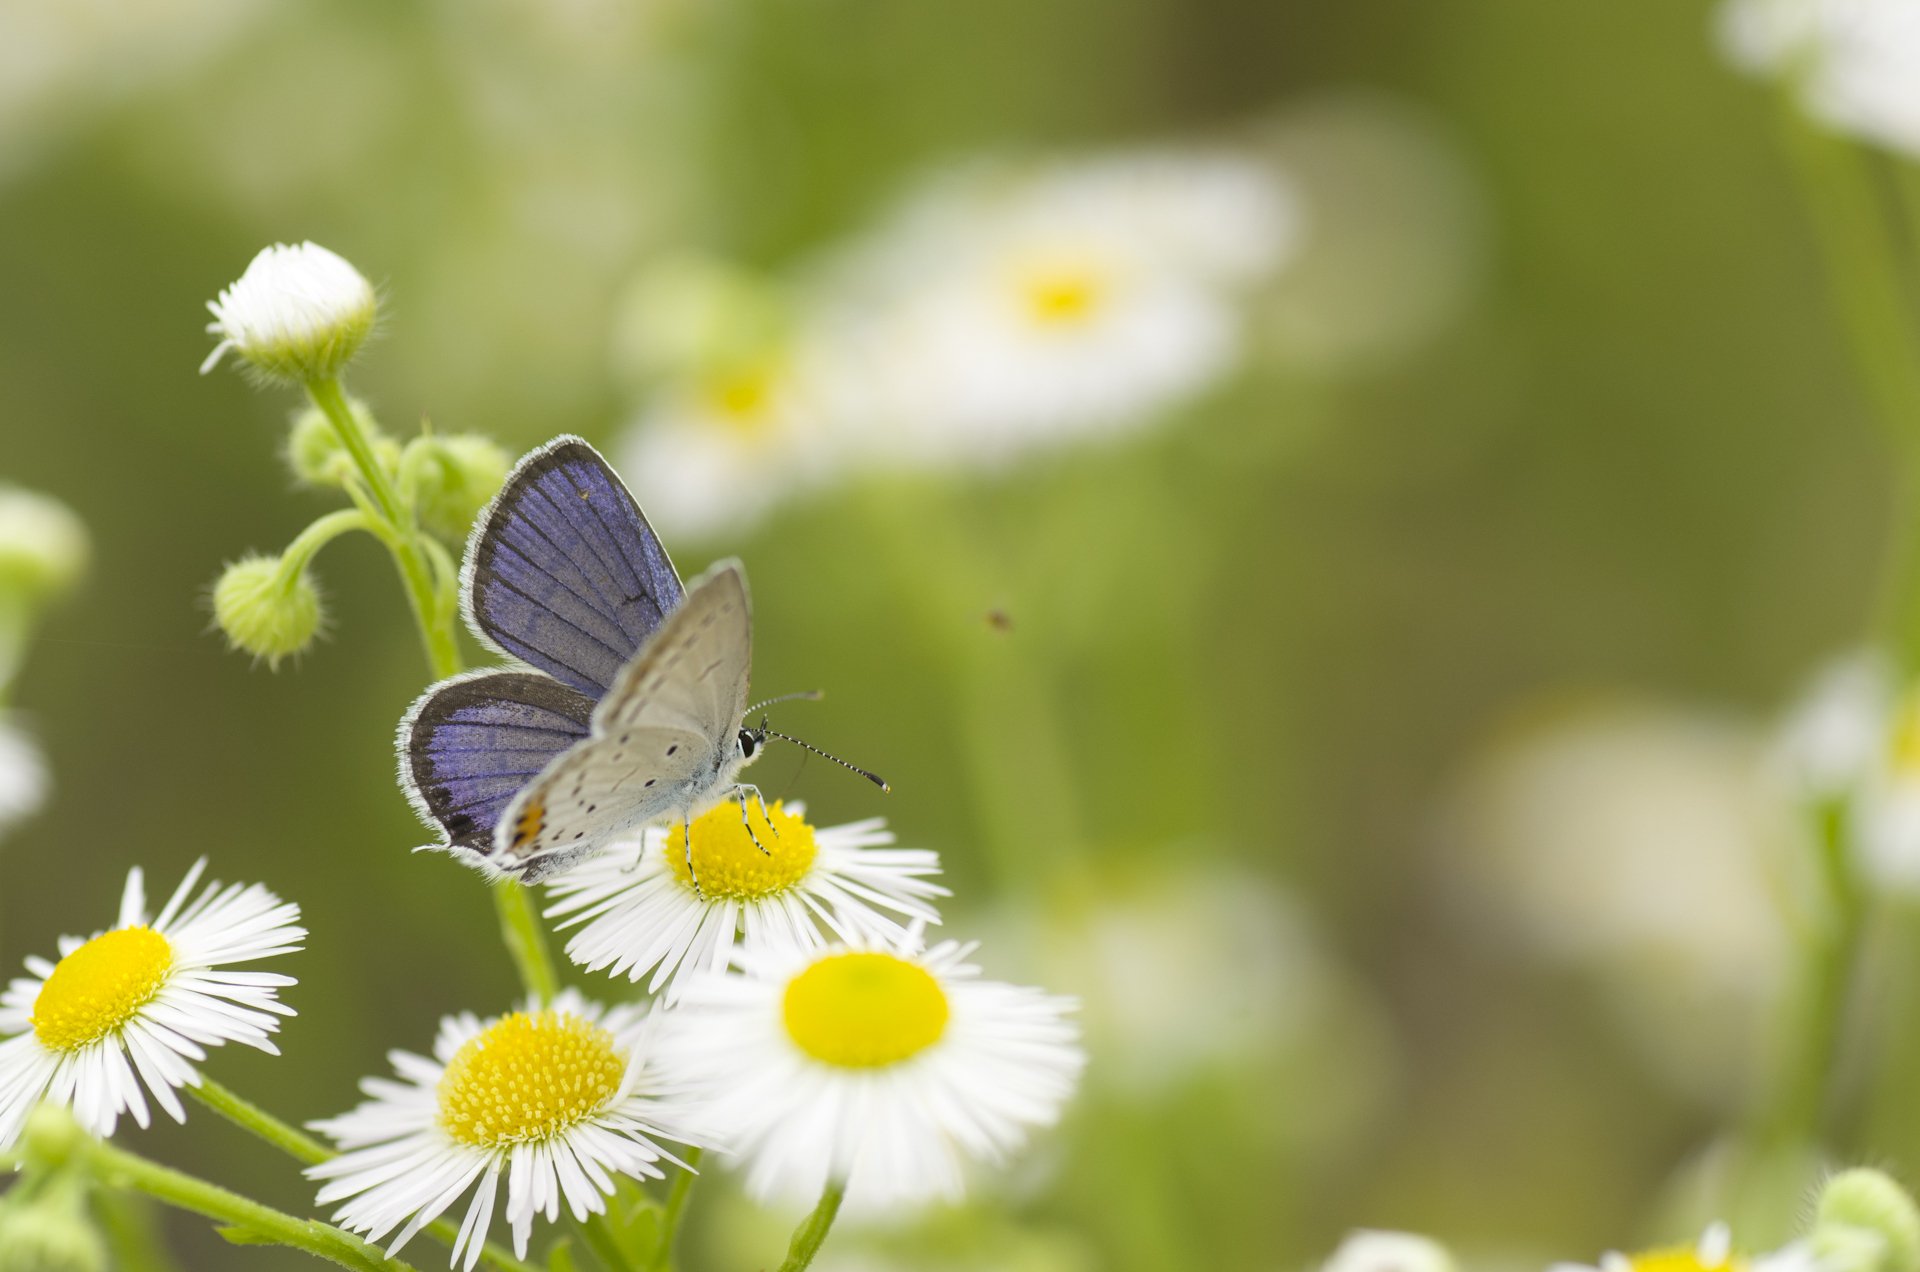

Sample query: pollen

[31,927,175,1052]
[664,800,817,900]
[1019,264,1107,326]
[437,1010,627,1149]
[782,952,949,1069]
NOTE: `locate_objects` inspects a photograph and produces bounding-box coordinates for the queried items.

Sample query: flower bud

[0,488,88,605]
[404,434,512,541]
[1321,1230,1456,1272]
[1813,1169,1920,1272]
[0,1172,106,1272]
[210,554,325,669]
[201,242,377,384]
[286,400,399,488]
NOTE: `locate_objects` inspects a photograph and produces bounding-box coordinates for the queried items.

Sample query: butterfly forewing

[399,670,598,856]
[464,436,685,697]
[491,561,754,880]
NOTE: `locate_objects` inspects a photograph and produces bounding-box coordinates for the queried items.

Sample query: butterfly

[398,435,881,884]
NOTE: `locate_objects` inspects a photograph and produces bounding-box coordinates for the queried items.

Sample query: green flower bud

[404,434,512,541]
[201,242,378,384]
[0,488,88,605]
[286,400,400,488]
[211,554,325,669]
[1814,1169,1920,1272]
[0,1173,106,1272]
[18,1106,84,1173]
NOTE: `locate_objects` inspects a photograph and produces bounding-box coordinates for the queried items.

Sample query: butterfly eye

[737,729,759,760]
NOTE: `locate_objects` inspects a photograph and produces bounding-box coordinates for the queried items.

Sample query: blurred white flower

[309,990,703,1269]
[654,935,1083,1210]
[0,718,47,838]
[1438,698,1799,1105]
[1553,1222,1817,1272]
[202,241,377,382]
[0,487,88,606]
[0,860,303,1149]
[1322,1230,1456,1272]
[1719,0,1920,156]
[821,148,1297,469]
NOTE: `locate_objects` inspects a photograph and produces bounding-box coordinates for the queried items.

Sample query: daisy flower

[308,989,702,1269]
[1320,1230,1455,1272]
[544,800,946,1005]
[820,148,1296,469]
[0,859,303,1149]
[653,934,1083,1209]
[0,717,48,838]
[1552,1223,1818,1272]
[1719,0,1920,158]
[201,241,377,382]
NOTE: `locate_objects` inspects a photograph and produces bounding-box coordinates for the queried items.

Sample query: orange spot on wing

[513,797,545,848]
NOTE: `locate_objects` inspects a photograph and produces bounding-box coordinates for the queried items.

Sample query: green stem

[1755,799,1867,1150]
[189,1077,331,1165]
[647,1148,702,1272]
[575,1211,632,1271]
[278,509,379,583]
[304,376,460,679]
[92,1188,188,1272]
[76,1138,414,1272]
[494,879,561,1004]
[774,1180,844,1272]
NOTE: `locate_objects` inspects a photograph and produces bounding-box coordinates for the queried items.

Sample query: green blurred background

[0,1,1897,1268]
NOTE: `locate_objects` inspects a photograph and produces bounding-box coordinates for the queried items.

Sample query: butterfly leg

[682,814,704,899]
[733,786,773,856]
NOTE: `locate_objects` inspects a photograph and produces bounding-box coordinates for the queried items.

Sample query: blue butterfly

[398,436,879,883]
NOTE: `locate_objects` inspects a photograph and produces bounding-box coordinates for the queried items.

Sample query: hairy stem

[774,1180,845,1272]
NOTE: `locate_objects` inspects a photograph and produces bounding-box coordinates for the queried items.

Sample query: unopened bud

[210,555,324,669]
[404,434,511,541]
[1813,1169,1920,1272]
[201,242,377,384]
[286,400,399,488]
[0,489,88,605]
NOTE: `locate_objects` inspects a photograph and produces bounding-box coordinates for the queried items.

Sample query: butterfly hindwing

[399,670,598,857]
[463,435,685,697]
[491,561,754,881]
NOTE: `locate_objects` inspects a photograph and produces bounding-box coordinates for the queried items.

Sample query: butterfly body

[399,435,765,882]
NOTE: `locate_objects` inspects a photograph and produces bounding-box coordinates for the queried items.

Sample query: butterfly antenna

[762,727,889,792]
[749,689,825,715]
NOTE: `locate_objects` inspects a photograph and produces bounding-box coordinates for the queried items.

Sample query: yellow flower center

[1626,1247,1741,1272]
[31,927,174,1052]
[782,952,949,1068]
[1892,691,1920,778]
[701,357,784,439]
[436,1011,626,1149]
[1018,263,1108,327]
[664,800,817,900]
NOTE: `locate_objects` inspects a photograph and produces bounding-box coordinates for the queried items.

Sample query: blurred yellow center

[1020,265,1106,326]
[1626,1247,1739,1272]
[665,800,817,899]
[702,358,783,437]
[782,952,948,1068]
[32,927,174,1052]
[1892,692,1920,777]
[437,1011,625,1148]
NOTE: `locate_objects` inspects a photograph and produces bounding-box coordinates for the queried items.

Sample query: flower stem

[494,879,561,1004]
[574,1211,632,1271]
[774,1180,845,1272]
[304,375,460,679]
[75,1137,415,1272]
[647,1148,702,1272]
[190,1076,330,1165]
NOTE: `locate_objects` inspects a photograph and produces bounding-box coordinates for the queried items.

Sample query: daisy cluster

[615,144,1298,539]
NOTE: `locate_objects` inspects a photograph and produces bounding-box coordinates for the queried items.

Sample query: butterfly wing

[490,561,754,881]
[398,670,598,858]
[462,435,685,698]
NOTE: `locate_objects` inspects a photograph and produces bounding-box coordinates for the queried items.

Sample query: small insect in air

[398,435,886,885]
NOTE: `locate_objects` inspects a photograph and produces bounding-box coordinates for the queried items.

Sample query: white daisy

[544,800,945,1005]
[1719,0,1920,157]
[820,148,1296,469]
[308,989,702,1270]
[0,717,48,838]
[653,934,1083,1210]
[201,241,377,382]
[1552,1222,1819,1272]
[0,859,303,1149]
